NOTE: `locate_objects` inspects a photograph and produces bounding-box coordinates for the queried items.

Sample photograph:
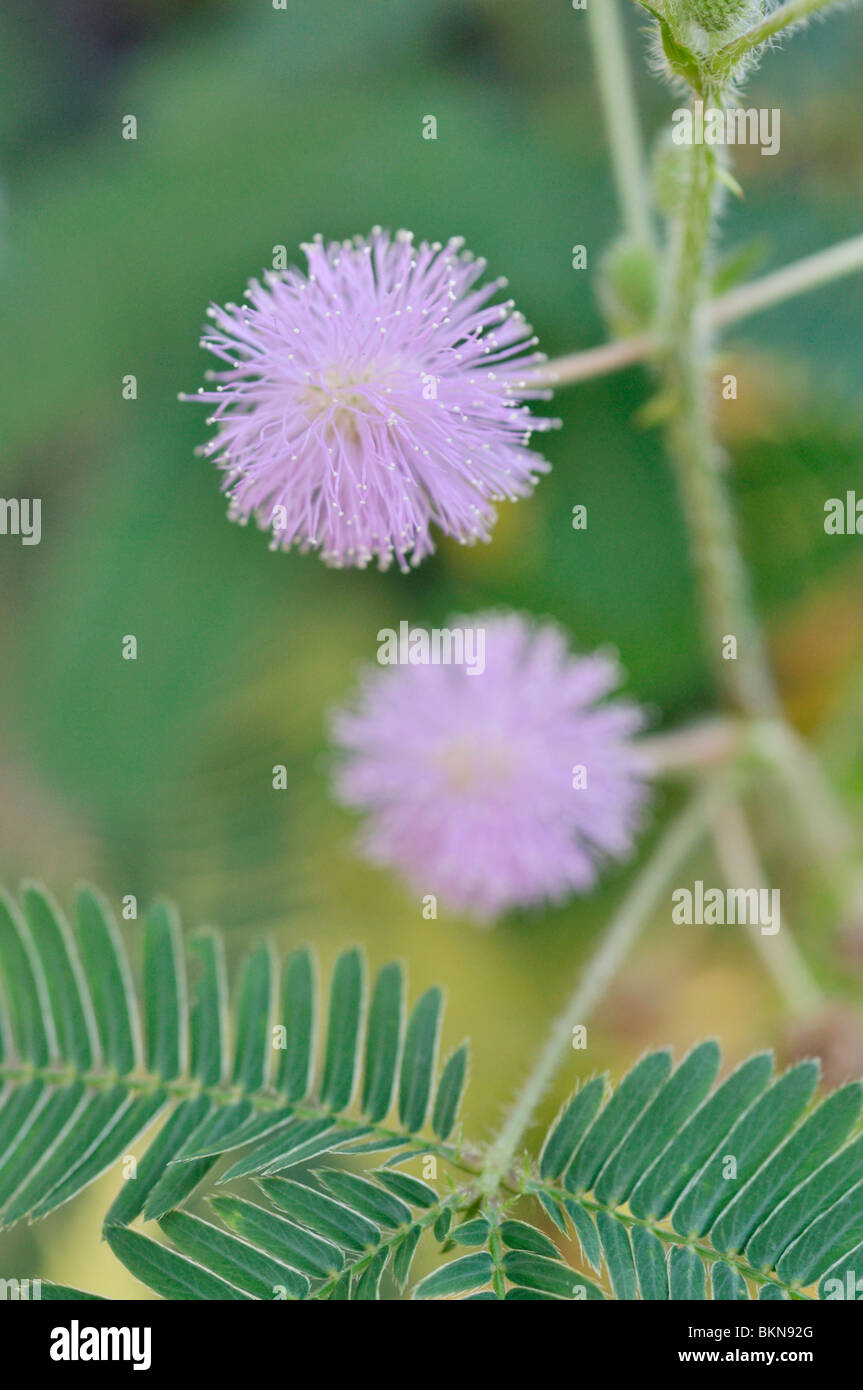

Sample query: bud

[597,238,658,338]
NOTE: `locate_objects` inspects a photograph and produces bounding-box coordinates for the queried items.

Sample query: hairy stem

[586,0,653,246]
[481,780,728,1186]
[659,108,778,717]
[653,89,861,908]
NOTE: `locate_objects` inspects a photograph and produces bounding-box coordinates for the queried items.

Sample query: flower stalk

[537,232,863,389]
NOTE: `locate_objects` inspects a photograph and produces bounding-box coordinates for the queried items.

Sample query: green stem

[653,86,861,906]
[659,103,778,717]
[481,780,727,1187]
[586,0,653,246]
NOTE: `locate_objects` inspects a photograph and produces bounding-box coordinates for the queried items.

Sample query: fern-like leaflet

[1,883,862,1300]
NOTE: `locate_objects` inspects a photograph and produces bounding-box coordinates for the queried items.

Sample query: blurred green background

[2,0,863,1296]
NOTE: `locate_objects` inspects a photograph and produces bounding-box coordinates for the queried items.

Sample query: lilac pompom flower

[182,229,558,571]
[331,612,651,923]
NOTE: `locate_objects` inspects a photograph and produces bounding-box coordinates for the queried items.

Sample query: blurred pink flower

[331,613,650,922]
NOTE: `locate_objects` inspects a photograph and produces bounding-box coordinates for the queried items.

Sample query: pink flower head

[331,613,650,922]
[183,229,557,570]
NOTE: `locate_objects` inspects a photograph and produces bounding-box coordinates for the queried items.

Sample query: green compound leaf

[3,884,863,1301]
[0,883,468,1301]
[531,1047,863,1300]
